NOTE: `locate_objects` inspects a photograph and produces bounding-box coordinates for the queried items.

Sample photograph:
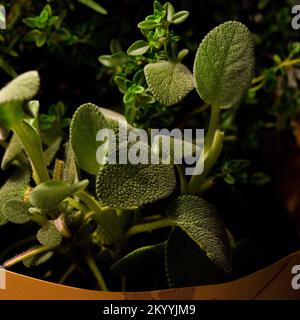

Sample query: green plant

[0,1,256,291]
[99,1,191,128]
[23,4,78,48]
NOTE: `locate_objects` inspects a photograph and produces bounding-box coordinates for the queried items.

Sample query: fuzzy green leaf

[127,40,150,56]
[96,164,176,208]
[151,134,202,164]
[70,103,109,175]
[3,200,31,224]
[37,221,62,248]
[0,71,40,104]
[1,134,24,170]
[0,210,6,226]
[0,167,30,226]
[63,143,80,184]
[145,61,194,106]
[169,195,232,272]
[194,21,254,109]
[29,180,89,209]
[97,106,132,130]
[23,250,53,268]
[111,243,165,276]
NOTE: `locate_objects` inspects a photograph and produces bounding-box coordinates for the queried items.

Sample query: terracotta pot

[0,250,300,300]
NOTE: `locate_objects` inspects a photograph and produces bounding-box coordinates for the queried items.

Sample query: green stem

[176,164,188,194]
[205,106,220,150]
[188,106,220,192]
[3,246,49,268]
[84,253,108,291]
[126,218,172,238]
[251,57,300,88]
[188,130,224,194]
[76,191,103,215]
[13,123,49,184]
[76,191,123,244]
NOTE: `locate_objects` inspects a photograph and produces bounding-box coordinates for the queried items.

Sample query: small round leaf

[145,61,194,106]
[127,40,150,56]
[37,221,62,248]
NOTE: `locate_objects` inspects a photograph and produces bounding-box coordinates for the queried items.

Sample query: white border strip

[0,265,6,289]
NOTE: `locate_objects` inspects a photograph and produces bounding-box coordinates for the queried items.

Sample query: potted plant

[0,1,299,299]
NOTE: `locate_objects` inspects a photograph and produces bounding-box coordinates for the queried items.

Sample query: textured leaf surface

[70,103,108,175]
[151,134,202,164]
[23,250,53,268]
[169,195,232,272]
[145,61,194,106]
[37,221,62,248]
[111,243,165,276]
[3,200,31,224]
[96,164,176,208]
[63,143,80,184]
[1,134,24,170]
[165,228,222,288]
[98,107,131,128]
[194,21,254,109]
[0,167,30,226]
[29,180,89,209]
[0,71,40,104]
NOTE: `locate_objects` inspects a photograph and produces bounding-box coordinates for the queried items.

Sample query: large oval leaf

[194,21,254,109]
[169,195,232,272]
[29,180,89,209]
[70,103,108,175]
[0,71,40,104]
[145,61,194,106]
[96,163,176,208]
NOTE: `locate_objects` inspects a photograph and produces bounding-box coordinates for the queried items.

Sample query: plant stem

[251,57,300,88]
[76,191,123,245]
[188,130,224,194]
[84,253,108,291]
[3,246,49,268]
[76,191,103,215]
[188,105,221,192]
[205,106,220,150]
[126,218,172,238]
[13,123,49,184]
[176,164,188,194]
